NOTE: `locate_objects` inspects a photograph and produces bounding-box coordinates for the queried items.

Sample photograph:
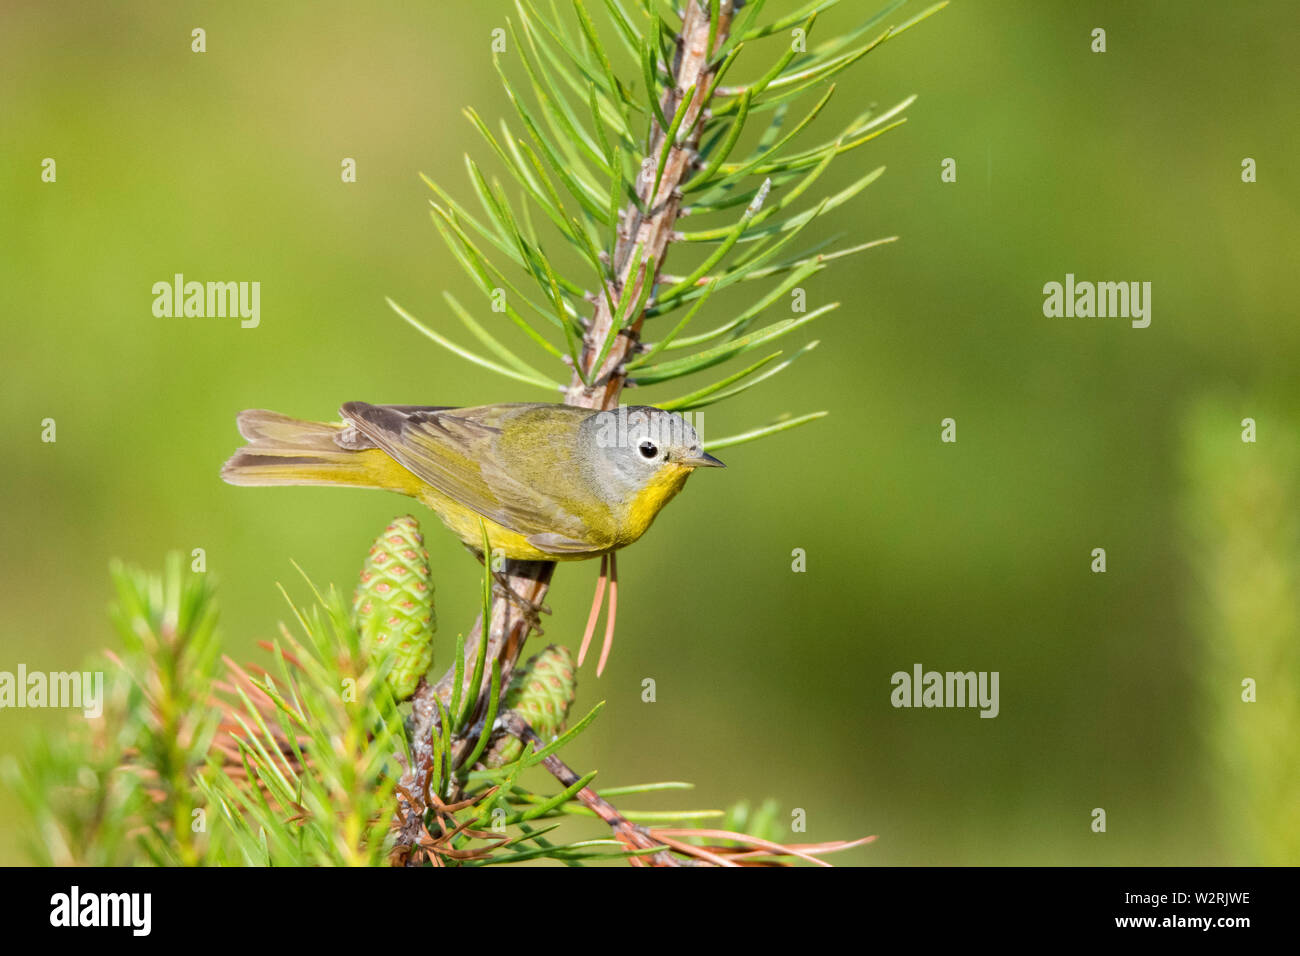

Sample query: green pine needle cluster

[8,536,834,866]
[5,555,221,866]
[394,0,945,444]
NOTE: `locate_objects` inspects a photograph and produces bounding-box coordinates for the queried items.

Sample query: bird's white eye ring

[638,439,658,460]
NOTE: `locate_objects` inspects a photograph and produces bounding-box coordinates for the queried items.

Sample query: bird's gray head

[580,405,724,498]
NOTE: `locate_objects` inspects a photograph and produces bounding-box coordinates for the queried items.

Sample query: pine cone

[486,644,577,767]
[353,515,435,700]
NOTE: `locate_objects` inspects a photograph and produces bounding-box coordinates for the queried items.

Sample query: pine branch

[499,711,686,866]
[395,0,735,860]
[391,0,941,864]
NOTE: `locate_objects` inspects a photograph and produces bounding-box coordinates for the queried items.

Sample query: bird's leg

[491,569,552,616]
[578,553,609,668]
[490,572,552,640]
[469,544,552,623]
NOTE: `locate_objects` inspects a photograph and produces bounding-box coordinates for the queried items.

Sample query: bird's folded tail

[221,409,412,492]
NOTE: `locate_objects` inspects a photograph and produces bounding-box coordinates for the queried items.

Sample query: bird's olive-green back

[342,402,617,549]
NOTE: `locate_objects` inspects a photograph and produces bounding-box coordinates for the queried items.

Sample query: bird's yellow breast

[614,463,693,547]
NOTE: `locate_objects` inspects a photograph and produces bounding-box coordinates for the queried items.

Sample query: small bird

[221,401,723,673]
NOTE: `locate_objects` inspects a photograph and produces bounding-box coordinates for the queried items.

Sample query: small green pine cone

[353,515,436,700]
[486,645,577,768]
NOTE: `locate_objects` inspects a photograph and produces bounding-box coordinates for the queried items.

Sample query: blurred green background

[2,0,1296,865]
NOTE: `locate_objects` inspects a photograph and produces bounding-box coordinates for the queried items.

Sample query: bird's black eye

[638,440,658,460]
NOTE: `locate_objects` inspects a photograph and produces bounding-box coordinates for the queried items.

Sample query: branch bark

[394,0,735,862]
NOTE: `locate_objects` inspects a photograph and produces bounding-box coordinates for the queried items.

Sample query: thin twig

[500,712,688,867]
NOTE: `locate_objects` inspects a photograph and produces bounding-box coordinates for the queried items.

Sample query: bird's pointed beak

[681,451,726,468]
